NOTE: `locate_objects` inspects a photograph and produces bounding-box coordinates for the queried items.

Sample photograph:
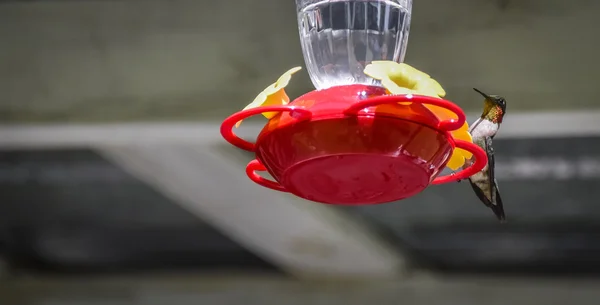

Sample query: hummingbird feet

[450,171,462,183]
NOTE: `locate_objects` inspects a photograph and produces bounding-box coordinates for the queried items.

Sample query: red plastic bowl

[221,85,486,205]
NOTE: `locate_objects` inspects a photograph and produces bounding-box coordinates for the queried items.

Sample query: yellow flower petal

[452,130,472,142]
[429,79,446,97]
[364,62,391,80]
[260,89,292,119]
[366,62,415,106]
[366,62,443,99]
[451,130,473,160]
[413,86,441,99]
[446,153,465,171]
[398,62,430,78]
[381,79,412,95]
[235,66,302,128]
[388,63,426,89]
[387,66,416,88]
[370,60,396,66]
[274,66,302,90]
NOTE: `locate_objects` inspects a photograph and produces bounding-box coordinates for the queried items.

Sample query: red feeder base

[221,85,487,205]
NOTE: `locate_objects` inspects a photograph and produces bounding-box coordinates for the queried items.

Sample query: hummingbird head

[473,88,507,124]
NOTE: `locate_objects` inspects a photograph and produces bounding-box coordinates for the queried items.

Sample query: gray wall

[1,0,598,122]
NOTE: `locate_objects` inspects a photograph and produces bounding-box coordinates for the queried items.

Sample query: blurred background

[1,0,600,304]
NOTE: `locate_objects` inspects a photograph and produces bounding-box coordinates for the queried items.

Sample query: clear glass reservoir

[296,0,413,90]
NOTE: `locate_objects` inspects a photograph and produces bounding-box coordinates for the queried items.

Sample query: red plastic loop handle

[431,139,488,185]
[221,106,313,152]
[343,94,466,131]
[245,159,288,192]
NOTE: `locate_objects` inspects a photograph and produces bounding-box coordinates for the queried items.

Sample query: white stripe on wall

[0,110,599,149]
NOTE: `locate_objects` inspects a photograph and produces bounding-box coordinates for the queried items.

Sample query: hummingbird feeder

[220,0,487,205]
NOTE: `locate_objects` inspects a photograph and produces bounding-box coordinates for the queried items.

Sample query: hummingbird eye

[496,98,507,113]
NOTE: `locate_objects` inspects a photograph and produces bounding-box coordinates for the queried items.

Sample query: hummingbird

[463,88,507,222]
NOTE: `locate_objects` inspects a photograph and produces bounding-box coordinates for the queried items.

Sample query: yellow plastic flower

[235,66,302,128]
[364,61,472,170]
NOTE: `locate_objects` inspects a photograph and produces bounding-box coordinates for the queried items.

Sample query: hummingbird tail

[491,189,506,222]
[491,206,506,222]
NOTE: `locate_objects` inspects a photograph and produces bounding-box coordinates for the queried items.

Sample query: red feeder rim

[221,90,487,204]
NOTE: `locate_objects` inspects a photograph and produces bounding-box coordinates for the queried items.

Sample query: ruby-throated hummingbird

[463,88,507,221]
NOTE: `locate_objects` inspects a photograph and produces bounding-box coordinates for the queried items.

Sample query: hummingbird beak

[473,88,491,99]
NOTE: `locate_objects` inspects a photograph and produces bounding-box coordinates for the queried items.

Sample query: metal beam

[99,143,403,278]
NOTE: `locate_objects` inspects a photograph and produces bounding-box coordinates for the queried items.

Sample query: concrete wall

[0,0,598,123]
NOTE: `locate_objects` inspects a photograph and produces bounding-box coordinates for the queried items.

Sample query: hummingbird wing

[486,137,506,220]
[467,137,506,221]
[468,117,482,134]
[485,137,495,199]
[491,179,506,221]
